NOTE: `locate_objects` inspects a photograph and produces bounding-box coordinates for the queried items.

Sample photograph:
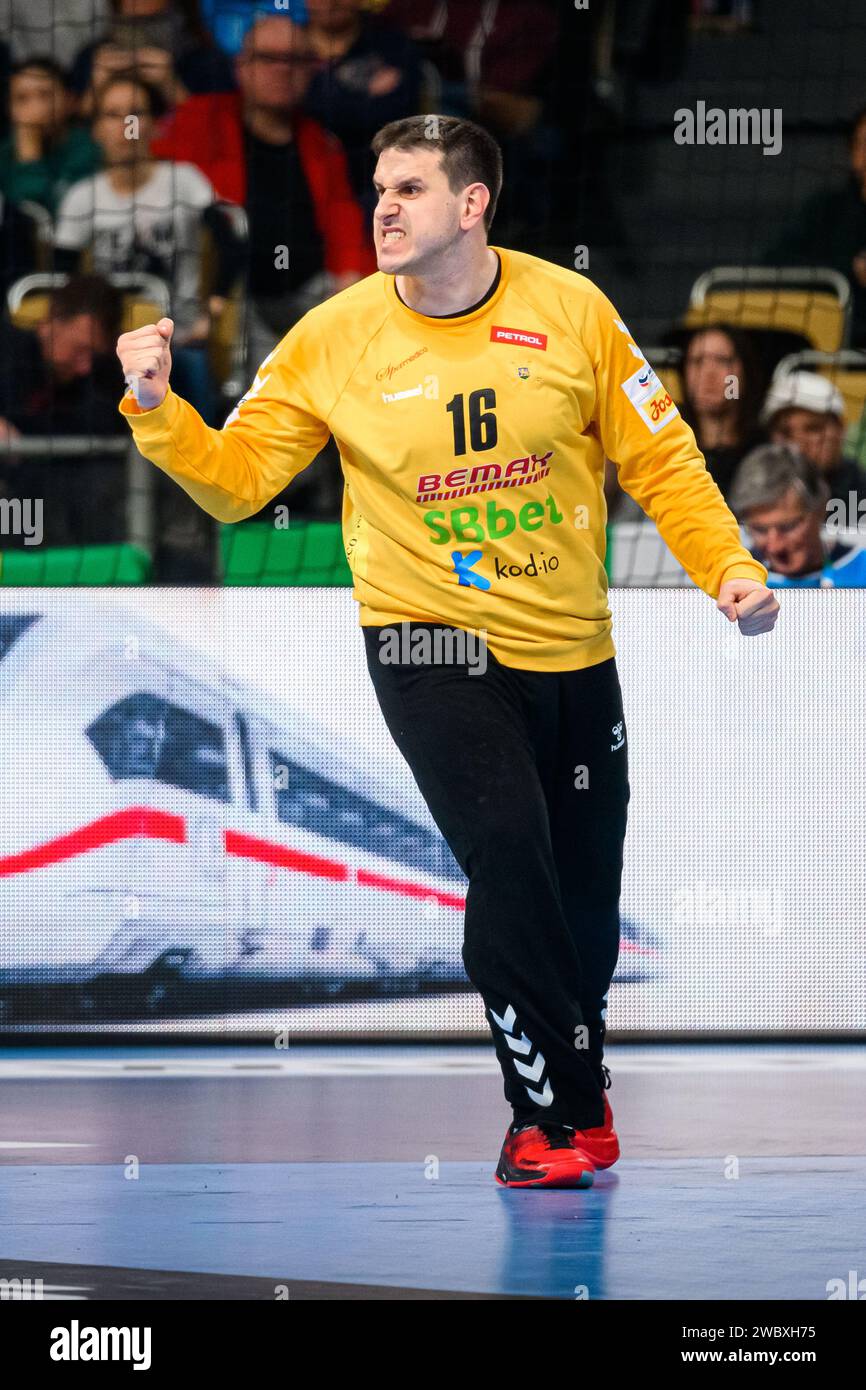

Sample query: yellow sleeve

[117,327,332,524]
[580,286,768,597]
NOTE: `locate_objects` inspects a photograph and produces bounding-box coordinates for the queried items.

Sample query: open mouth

[381,229,407,245]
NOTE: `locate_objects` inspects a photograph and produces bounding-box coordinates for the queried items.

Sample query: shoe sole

[494,1157,596,1189]
[494,1169,595,1189]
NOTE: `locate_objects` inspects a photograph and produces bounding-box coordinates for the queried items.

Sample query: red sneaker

[572,1092,620,1170]
[494,1122,595,1188]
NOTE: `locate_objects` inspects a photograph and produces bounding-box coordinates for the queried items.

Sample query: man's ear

[464,182,492,230]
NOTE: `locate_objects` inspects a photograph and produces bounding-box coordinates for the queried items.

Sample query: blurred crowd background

[0,0,865,587]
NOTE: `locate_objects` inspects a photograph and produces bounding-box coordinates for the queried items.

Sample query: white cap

[760,370,845,425]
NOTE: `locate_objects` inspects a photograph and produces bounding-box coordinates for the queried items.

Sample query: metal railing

[0,435,155,555]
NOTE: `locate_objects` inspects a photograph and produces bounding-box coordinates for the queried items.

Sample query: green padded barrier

[0,544,152,585]
[221,521,353,585]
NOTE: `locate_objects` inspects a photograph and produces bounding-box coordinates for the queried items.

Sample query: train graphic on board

[0,597,661,1021]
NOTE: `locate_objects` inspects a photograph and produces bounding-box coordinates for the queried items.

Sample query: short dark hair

[10,55,69,87]
[370,115,503,233]
[49,274,124,345]
[93,70,167,121]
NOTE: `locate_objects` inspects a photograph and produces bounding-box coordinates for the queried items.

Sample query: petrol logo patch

[490,325,547,350]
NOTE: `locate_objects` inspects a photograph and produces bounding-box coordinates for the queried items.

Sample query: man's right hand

[116,317,174,411]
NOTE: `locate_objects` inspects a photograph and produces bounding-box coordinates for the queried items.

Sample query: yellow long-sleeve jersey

[119,245,767,671]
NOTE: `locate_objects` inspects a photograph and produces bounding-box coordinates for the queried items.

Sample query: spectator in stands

[759,370,866,508]
[301,0,423,213]
[680,324,767,498]
[384,0,556,135]
[729,442,866,587]
[153,14,375,371]
[383,0,559,245]
[0,273,128,546]
[53,74,245,424]
[238,10,376,361]
[0,58,102,215]
[71,0,235,105]
[144,14,372,521]
[237,11,374,518]
[763,104,866,347]
[77,37,191,123]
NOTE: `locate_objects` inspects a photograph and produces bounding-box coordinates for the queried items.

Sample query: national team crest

[517,366,530,379]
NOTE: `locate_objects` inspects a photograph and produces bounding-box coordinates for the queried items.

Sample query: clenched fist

[116,316,174,411]
[716,577,780,635]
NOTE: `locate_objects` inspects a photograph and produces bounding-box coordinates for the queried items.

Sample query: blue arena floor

[1,1044,864,1300]
[1,1157,864,1300]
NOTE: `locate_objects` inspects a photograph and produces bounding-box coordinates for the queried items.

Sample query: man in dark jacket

[302,0,423,214]
[0,273,128,547]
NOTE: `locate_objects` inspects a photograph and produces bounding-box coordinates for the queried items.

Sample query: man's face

[744,487,824,576]
[236,19,319,112]
[38,313,109,383]
[10,69,66,133]
[373,146,473,274]
[684,329,741,414]
[769,407,844,472]
[95,80,153,163]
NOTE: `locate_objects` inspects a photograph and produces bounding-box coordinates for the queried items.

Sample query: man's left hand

[717,578,780,635]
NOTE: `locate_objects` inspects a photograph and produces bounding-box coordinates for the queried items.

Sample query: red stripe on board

[224,829,350,882]
[5,813,659,934]
[0,807,185,877]
[357,867,465,910]
[0,811,657,949]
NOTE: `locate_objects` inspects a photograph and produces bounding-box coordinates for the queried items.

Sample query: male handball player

[116,115,780,1189]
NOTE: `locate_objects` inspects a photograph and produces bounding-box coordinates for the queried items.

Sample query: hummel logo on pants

[364,624,630,1131]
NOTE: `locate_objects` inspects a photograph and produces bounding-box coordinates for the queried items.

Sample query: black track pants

[363,624,631,1131]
